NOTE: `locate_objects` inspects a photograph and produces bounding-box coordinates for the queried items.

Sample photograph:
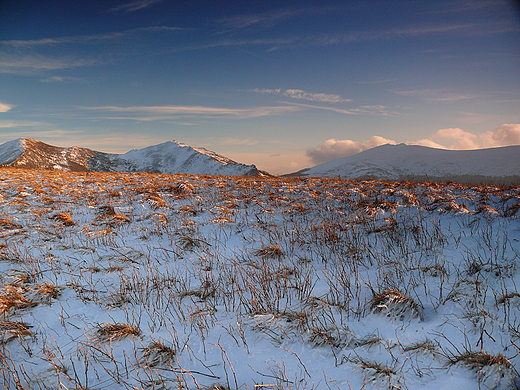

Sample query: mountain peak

[0,138,268,176]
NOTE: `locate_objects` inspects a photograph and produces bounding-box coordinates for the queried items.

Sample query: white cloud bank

[307,136,397,164]
[308,124,520,165]
[415,124,520,149]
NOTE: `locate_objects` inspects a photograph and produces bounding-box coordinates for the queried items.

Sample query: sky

[0,0,519,175]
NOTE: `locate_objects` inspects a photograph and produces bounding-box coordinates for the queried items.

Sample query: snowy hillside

[0,138,99,171]
[122,141,262,176]
[0,139,24,164]
[291,144,520,184]
[0,169,519,390]
[0,138,266,176]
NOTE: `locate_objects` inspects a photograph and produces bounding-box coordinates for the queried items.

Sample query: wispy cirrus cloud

[39,75,87,83]
[110,0,163,13]
[216,8,310,32]
[0,128,80,143]
[282,101,399,116]
[0,26,184,75]
[310,23,478,45]
[82,104,302,120]
[0,54,101,74]
[251,88,352,103]
[1,26,183,48]
[0,121,46,128]
[393,88,481,102]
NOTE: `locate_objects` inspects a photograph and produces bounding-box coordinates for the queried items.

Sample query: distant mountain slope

[288,144,520,184]
[121,141,264,176]
[0,138,101,171]
[0,138,267,176]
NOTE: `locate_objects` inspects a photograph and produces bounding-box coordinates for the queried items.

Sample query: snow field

[0,169,519,389]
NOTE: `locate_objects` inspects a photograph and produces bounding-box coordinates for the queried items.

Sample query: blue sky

[1,0,519,174]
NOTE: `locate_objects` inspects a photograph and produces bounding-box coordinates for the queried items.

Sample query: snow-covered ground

[0,169,519,390]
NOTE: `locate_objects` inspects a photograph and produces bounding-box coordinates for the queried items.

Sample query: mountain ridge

[0,138,268,176]
[287,143,520,185]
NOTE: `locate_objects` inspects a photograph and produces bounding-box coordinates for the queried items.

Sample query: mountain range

[288,143,520,185]
[0,138,518,184]
[0,138,266,176]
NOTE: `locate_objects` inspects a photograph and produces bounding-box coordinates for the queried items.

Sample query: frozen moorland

[0,168,519,390]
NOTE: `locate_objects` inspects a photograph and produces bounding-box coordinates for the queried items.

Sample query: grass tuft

[370,289,422,321]
[96,322,141,341]
[253,245,284,260]
[140,341,177,367]
[0,320,33,344]
[50,212,75,226]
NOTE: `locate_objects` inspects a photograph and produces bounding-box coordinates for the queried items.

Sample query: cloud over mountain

[415,124,520,149]
[307,136,396,164]
[309,124,520,165]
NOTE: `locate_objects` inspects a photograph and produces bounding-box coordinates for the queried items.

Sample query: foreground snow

[0,169,519,390]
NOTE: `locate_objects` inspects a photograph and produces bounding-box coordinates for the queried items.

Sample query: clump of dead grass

[50,212,75,226]
[446,350,517,389]
[0,287,37,315]
[306,325,355,349]
[97,205,116,217]
[0,218,21,230]
[346,356,397,383]
[447,351,513,370]
[96,322,141,341]
[0,320,34,344]
[253,245,284,260]
[402,338,438,355]
[369,289,422,321]
[140,341,177,367]
[33,281,62,301]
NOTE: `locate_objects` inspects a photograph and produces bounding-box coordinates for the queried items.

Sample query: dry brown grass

[370,289,422,321]
[347,356,397,379]
[447,350,513,371]
[96,322,141,341]
[0,218,21,230]
[254,245,284,260]
[34,282,62,301]
[0,291,37,314]
[50,211,75,226]
[0,320,33,344]
[402,339,438,354]
[140,340,177,367]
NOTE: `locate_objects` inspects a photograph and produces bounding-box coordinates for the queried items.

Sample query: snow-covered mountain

[0,138,267,176]
[289,143,520,184]
[121,141,262,176]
